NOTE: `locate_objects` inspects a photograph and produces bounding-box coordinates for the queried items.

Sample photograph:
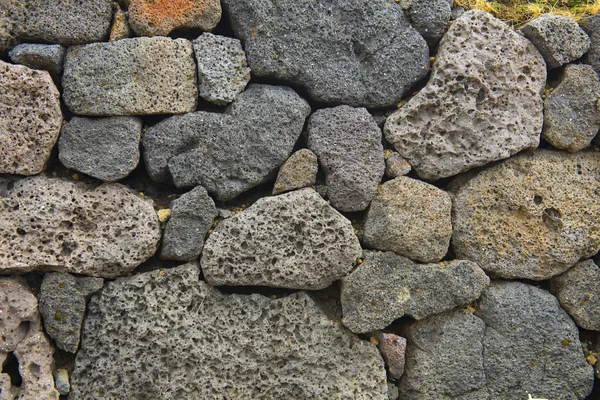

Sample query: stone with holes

[451,149,600,280]
[8,43,65,81]
[384,10,545,181]
[109,2,130,42]
[272,149,318,195]
[581,14,600,76]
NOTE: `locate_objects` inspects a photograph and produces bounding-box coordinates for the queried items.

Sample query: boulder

[375,333,407,380]
[272,149,318,195]
[581,14,600,75]
[385,151,411,178]
[407,0,453,47]
[8,43,65,80]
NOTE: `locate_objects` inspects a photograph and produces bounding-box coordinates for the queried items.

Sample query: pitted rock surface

[0,61,62,176]
[308,105,385,212]
[363,177,452,263]
[201,188,361,289]
[143,84,310,201]
[581,15,600,75]
[272,149,319,195]
[340,251,489,333]
[0,176,161,278]
[109,2,131,42]
[451,149,600,280]
[384,10,546,180]
[8,43,65,80]
[63,37,197,116]
[222,0,429,108]
[69,263,387,399]
[127,0,221,37]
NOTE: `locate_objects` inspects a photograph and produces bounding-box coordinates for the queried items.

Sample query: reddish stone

[376,332,407,380]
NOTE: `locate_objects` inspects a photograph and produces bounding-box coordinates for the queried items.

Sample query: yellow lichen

[157,208,171,222]
[72,173,79,181]
[370,336,380,346]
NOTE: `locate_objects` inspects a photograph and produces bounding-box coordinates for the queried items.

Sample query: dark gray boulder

[8,43,65,80]
[581,14,600,75]
[407,0,452,47]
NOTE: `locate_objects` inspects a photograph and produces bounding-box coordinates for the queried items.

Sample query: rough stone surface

[63,37,197,116]
[451,149,600,280]
[0,278,59,400]
[0,60,62,176]
[0,176,161,278]
[581,15,600,75]
[39,273,104,353]
[521,14,591,69]
[363,177,452,263]
[8,43,65,80]
[69,263,387,399]
[543,64,600,152]
[193,32,250,105]
[308,106,385,212]
[161,186,217,261]
[54,369,70,396]
[127,0,221,37]
[399,282,594,399]
[58,116,142,182]
[341,251,489,333]
[408,0,452,47]
[384,10,546,181]
[223,0,429,108]
[551,260,600,331]
[387,383,399,400]
[202,188,361,289]
[272,149,318,195]
[109,2,131,42]
[143,84,310,201]
[375,333,407,380]
[385,151,411,178]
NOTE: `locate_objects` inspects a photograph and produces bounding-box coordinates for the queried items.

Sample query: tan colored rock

[272,149,318,195]
[385,151,411,178]
[109,2,130,41]
[0,60,62,175]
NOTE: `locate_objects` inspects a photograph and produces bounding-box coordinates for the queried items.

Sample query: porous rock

[143,84,310,201]
[451,149,600,280]
[8,43,65,80]
[340,251,489,333]
[581,14,600,75]
[193,32,250,105]
[0,278,59,400]
[69,263,387,399]
[272,149,318,195]
[63,37,197,116]
[385,151,411,178]
[550,260,600,331]
[58,116,143,182]
[375,332,407,380]
[407,0,453,47]
[308,105,385,212]
[222,0,429,108]
[521,14,591,69]
[39,273,104,353]
[384,10,546,180]
[161,186,217,261]
[109,2,131,42]
[399,282,594,399]
[0,175,161,278]
[363,177,452,263]
[542,64,600,152]
[127,0,221,37]
[0,60,62,175]
[202,188,361,289]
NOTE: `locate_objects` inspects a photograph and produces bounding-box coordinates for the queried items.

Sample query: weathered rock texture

[399,282,594,399]
[341,251,489,333]
[223,0,429,107]
[581,14,600,75]
[69,263,387,399]
[272,149,318,195]
[0,176,161,278]
[63,37,197,116]
[127,0,221,37]
[452,149,600,280]
[385,151,411,178]
[375,332,407,381]
[0,61,62,175]
[407,0,452,47]
[202,188,361,289]
[308,106,385,212]
[8,43,65,80]
[143,84,310,201]
[384,10,546,180]
[363,177,452,263]
[109,2,130,42]
[0,278,59,400]
[39,273,104,353]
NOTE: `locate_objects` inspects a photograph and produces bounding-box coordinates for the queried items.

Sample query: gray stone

[307,106,385,212]
[193,32,251,105]
[8,43,65,80]
[69,263,387,399]
[521,14,591,69]
[375,332,407,380]
[58,116,142,182]
[384,10,546,181]
[341,251,489,333]
[363,177,452,263]
[0,60,62,175]
[39,273,104,353]
[161,186,217,261]
[63,37,197,116]
[543,64,600,152]
[53,369,70,396]
[408,0,452,47]
[387,382,399,400]
[0,176,161,278]
[385,151,411,178]
[0,278,59,400]
[222,0,429,108]
[272,149,318,195]
[451,149,600,280]
[551,260,600,331]
[202,188,361,289]
[581,15,600,75]
[143,84,310,201]
[109,2,130,42]
[451,6,466,20]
